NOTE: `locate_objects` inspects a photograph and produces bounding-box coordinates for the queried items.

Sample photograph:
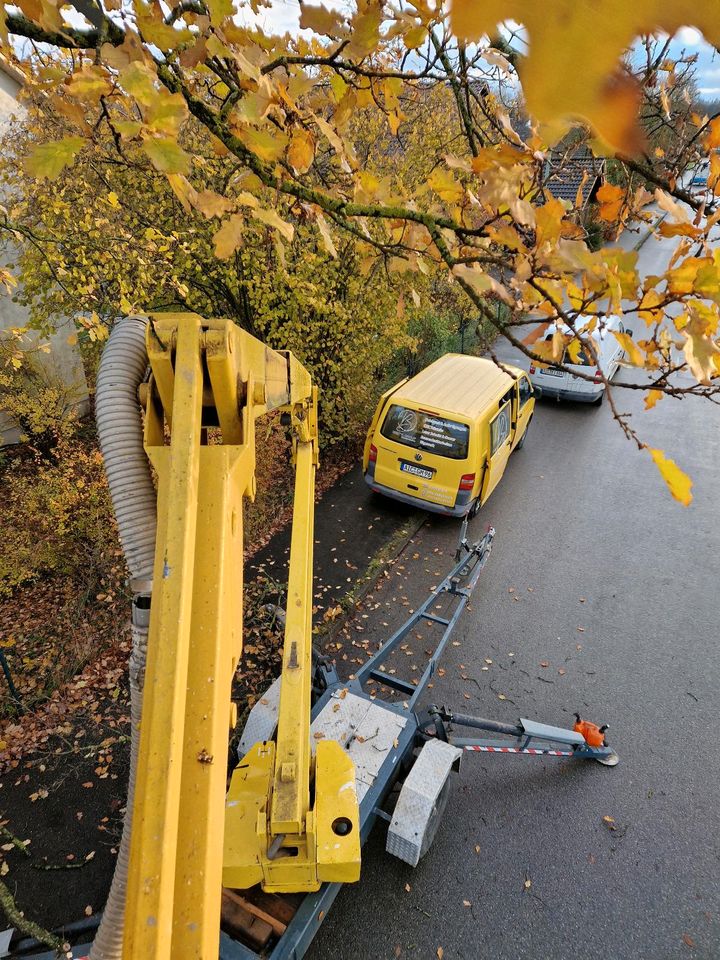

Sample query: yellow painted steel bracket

[124,313,359,960]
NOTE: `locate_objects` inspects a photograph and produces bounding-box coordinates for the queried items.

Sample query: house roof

[0,54,26,88]
[544,153,605,207]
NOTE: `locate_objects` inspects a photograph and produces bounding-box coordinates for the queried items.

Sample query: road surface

[310,227,720,959]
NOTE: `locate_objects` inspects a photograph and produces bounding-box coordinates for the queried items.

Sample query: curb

[632,210,669,252]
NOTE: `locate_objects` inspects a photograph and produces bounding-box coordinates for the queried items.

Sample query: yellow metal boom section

[124,314,359,960]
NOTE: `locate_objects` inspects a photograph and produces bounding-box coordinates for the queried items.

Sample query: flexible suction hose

[91,315,156,960]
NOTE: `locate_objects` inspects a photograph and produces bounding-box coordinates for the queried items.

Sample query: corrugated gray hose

[91,315,157,960]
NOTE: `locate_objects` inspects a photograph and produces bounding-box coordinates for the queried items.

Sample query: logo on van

[414,453,422,461]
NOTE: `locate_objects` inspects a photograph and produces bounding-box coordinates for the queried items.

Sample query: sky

[669,26,720,100]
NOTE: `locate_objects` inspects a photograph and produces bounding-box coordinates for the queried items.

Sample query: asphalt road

[310,233,720,959]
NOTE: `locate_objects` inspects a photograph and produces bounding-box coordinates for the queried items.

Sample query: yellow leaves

[135,0,192,49]
[383,77,403,113]
[145,92,188,137]
[329,73,348,104]
[612,331,644,367]
[704,115,720,150]
[315,210,337,258]
[654,188,691,225]
[25,136,85,180]
[251,207,294,243]
[346,5,382,59]
[387,110,404,136]
[534,196,565,249]
[313,115,355,171]
[236,126,288,163]
[167,172,196,212]
[299,4,347,37]
[425,167,464,207]
[404,23,426,49]
[679,301,720,384]
[666,257,707,297]
[119,62,158,107]
[644,390,662,410]
[452,264,512,304]
[288,128,315,174]
[142,137,191,174]
[596,182,625,223]
[658,221,703,240]
[0,269,17,293]
[637,288,663,326]
[206,0,233,24]
[114,120,143,140]
[589,71,644,156]
[565,338,582,364]
[450,1,717,151]
[66,66,112,101]
[646,447,693,506]
[213,214,245,259]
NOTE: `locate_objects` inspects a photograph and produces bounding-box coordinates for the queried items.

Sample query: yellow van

[362,354,536,517]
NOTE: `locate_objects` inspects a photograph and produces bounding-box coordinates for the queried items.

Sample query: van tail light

[459,473,475,491]
[593,369,602,384]
[529,364,536,375]
[368,443,377,463]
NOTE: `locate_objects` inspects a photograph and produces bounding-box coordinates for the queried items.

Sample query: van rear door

[375,404,471,510]
[481,400,513,502]
[363,378,408,469]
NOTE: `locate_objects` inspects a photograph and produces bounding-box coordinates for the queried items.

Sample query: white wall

[0,58,90,446]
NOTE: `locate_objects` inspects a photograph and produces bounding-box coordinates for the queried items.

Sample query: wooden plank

[223,888,287,937]
[220,890,273,951]
[242,888,299,928]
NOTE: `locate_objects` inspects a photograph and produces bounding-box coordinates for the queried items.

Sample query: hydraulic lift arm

[124,314,359,960]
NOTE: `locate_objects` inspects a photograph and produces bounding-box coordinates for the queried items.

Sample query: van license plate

[541,367,563,377]
[401,462,433,480]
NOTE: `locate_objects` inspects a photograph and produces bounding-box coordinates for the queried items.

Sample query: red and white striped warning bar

[464,745,574,757]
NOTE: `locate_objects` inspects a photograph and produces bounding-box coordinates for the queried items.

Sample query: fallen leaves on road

[682,934,695,948]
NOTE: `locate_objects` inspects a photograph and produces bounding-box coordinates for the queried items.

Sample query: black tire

[594,390,605,406]
[468,498,481,519]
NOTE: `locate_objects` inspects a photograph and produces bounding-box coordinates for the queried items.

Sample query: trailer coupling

[425,706,619,766]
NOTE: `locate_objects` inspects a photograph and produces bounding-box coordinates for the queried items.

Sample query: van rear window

[380,405,469,459]
[543,333,592,366]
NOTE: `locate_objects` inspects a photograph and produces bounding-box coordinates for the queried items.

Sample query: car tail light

[368,444,377,463]
[529,364,536,374]
[593,369,602,383]
[459,473,475,491]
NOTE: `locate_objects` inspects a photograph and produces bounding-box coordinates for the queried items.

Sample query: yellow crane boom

[123,313,359,960]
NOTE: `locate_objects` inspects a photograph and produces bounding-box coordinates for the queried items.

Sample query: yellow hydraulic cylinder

[270,439,315,835]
